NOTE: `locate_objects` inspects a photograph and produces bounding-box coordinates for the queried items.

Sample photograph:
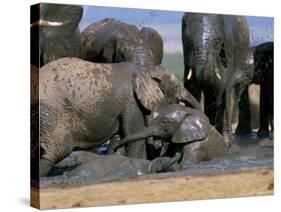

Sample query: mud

[40,133,273,188]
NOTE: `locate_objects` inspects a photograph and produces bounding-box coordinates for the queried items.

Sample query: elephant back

[66,155,142,180]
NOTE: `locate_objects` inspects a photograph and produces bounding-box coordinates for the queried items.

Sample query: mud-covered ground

[40,132,273,188]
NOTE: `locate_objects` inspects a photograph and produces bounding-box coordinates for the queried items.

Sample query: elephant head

[182,13,226,83]
[253,42,273,84]
[31,3,83,67]
[113,104,209,150]
[132,65,202,112]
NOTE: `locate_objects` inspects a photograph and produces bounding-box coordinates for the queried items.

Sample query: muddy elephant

[38,57,200,176]
[66,153,181,180]
[182,12,250,145]
[113,104,228,165]
[31,3,83,67]
[81,18,163,65]
[236,42,273,138]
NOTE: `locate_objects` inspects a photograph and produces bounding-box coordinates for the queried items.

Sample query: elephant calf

[114,104,229,166]
[235,42,273,138]
[66,153,181,180]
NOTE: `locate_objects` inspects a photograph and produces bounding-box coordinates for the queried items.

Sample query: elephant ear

[140,27,163,64]
[172,113,209,144]
[132,68,168,112]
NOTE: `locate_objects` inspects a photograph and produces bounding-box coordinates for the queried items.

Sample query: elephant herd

[31,4,273,179]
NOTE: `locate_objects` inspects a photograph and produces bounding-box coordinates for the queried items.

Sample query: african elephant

[235,46,256,135]
[254,42,273,137]
[38,57,200,176]
[31,3,83,67]
[66,153,181,179]
[182,12,250,145]
[81,18,163,65]
[236,42,273,138]
[113,104,228,165]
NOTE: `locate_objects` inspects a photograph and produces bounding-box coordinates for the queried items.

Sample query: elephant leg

[269,80,273,139]
[40,115,75,177]
[203,88,217,126]
[108,134,126,155]
[236,87,252,135]
[223,87,234,148]
[145,115,162,160]
[122,101,147,159]
[180,140,208,167]
[258,81,270,137]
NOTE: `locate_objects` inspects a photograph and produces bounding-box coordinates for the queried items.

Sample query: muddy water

[182,133,273,174]
[40,133,273,188]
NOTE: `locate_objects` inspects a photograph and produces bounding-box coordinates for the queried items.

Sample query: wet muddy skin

[40,132,273,188]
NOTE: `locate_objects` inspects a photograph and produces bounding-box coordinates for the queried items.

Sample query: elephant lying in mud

[81,18,163,65]
[38,57,200,176]
[113,104,229,166]
[66,153,181,179]
[40,153,181,187]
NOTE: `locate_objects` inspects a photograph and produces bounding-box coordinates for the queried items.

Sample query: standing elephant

[254,42,273,138]
[235,46,256,135]
[182,12,250,145]
[113,104,228,166]
[38,57,200,176]
[31,3,83,67]
[236,42,273,137]
[81,18,163,65]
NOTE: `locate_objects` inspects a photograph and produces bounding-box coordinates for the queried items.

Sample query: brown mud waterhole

[32,133,273,209]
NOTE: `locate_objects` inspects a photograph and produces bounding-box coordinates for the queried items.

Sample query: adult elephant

[31,3,83,67]
[236,42,273,138]
[182,12,250,146]
[81,18,163,65]
[38,57,200,176]
[254,42,273,137]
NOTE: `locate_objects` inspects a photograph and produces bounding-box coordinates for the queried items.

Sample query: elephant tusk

[31,19,63,27]
[153,112,159,118]
[187,68,192,80]
[215,67,222,80]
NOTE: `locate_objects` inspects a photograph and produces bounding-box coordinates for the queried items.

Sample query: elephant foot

[228,142,241,154]
[235,126,252,136]
[269,131,273,140]
[257,128,269,138]
[222,133,235,150]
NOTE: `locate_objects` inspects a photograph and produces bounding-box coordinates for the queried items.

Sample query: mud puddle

[40,133,273,188]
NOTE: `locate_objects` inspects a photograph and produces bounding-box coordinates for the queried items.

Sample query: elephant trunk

[113,127,157,151]
[178,86,202,110]
[161,152,182,171]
